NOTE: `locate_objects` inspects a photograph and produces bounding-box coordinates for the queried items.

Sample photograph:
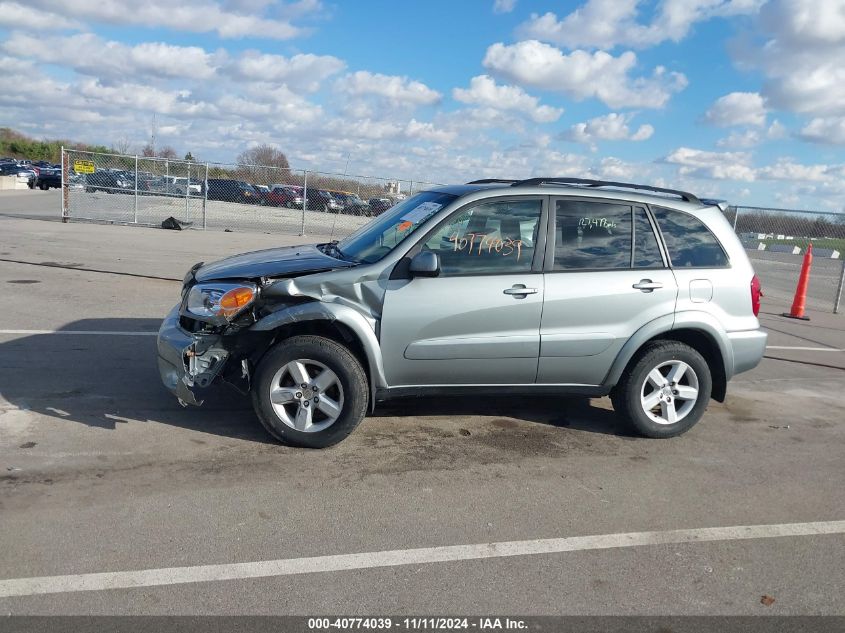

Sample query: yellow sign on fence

[73,160,95,174]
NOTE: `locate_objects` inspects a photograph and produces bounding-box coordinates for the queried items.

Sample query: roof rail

[510,177,701,205]
[466,178,519,184]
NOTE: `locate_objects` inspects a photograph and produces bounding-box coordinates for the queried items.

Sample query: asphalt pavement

[0,200,843,616]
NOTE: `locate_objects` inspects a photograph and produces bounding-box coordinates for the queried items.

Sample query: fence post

[185,162,190,223]
[133,154,139,224]
[202,162,209,230]
[732,205,740,231]
[301,170,308,236]
[60,146,67,223]
[834,259,845,314]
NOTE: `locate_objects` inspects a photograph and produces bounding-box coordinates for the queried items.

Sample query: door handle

[632,279,663,292]
[503,285,538,296]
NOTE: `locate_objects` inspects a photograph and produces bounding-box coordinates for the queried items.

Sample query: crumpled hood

[194,244,354,282]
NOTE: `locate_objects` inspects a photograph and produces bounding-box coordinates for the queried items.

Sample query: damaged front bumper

[157,305,230,406]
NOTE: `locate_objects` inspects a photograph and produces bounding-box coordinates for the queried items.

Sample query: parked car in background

[333,192,372,216]
[317,190,344,213]
[252,184,271,205]
[267,185,304,208]
[206,179,260,204]
[368,197,393,215]
[30,168,61,190]
[0,162,37,185]
[85,170,133,193]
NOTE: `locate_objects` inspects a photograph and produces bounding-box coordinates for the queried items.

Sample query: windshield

[337,191,457,264]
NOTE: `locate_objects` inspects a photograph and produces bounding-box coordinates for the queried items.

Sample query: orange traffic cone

[782,243,812,321]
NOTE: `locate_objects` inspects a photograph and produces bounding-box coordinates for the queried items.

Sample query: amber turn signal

[219,286,256,317]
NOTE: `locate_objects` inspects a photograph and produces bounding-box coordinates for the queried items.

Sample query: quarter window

[553,200,631,270]
[633,207,664,268]
[652,207,728,267]
[421,199,542,276]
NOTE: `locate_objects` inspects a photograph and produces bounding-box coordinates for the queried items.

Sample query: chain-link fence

[727,205,845,313]
[61,148,439,242]
[59,149,845,312]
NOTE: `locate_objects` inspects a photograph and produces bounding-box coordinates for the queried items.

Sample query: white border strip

[1,521,843,598]
[0,330,157,336]
[766,345,843,352]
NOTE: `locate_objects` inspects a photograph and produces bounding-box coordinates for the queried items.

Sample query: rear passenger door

[538,198,678,385]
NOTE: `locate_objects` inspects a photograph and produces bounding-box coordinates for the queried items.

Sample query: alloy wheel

[269,359,344,433]
[639,360,699,425]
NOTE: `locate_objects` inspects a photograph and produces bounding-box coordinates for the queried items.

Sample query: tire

[252,335,369,448]
[611,340,712,438]
[39,182,48,190]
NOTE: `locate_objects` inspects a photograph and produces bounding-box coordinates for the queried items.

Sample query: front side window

[553,200,632,270]
[652,207,728,267]
[420,199,542,276]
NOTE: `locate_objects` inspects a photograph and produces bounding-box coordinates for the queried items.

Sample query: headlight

[186,282,258,321]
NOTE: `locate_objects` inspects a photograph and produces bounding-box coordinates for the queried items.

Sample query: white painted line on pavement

[766,345,844,352]
[0,520,843,598]
[0,329,157,336]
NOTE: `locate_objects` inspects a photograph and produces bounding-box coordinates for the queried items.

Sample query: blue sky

[1,0,844,210]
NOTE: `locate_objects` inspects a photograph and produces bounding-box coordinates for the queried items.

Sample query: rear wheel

[252,335,368,448]
[611,341,711,438]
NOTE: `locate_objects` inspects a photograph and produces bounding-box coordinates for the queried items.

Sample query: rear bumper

[728,329,768,376]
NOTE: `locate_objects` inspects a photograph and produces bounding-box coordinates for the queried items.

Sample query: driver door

[380,197,548,386]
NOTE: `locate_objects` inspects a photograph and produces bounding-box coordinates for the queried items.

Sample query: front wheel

[611,341,711,438]
[252,335,369,448]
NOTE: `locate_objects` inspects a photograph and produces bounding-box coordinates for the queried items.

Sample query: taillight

[750,274,762,316]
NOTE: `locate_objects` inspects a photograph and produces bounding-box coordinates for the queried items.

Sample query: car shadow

[372,394,634,438]
[0,318,275,445]
[0,318,632,444]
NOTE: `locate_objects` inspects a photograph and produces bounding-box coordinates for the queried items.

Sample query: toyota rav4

[157,177,767,448]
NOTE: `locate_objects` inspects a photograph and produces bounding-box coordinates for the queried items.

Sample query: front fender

[250,301,388,398]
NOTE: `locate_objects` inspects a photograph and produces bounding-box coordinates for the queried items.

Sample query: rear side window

[652,207,728,267]
[554,200,631,270]
[633,207,664,268]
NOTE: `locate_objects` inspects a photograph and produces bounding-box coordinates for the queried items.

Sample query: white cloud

[733,1,845,118]
[767,119,788,140]
[452,75,562,123]
[704,92,767,127]
[22,0,314,39]
[336,71,441,106]
[3,32,220,80]
[0,1,82,29]
[230,51,346,90]
[517,0,765,50]
[595,156,644,180]
[492,0,516,14]
[662,147,756,181]
[799,117,845,145]
[757,160,832,182]
[483,40,687,109]
[563,112,654,145]
[716,129,761,148]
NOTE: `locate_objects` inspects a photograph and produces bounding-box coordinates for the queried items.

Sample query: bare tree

[112,137,132,155]
[158,146,178,159]
[236,144,291,186]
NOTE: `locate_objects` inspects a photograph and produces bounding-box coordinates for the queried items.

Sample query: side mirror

[409,251,440,278]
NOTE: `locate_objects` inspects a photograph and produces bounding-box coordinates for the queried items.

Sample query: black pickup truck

[30,170,62,190]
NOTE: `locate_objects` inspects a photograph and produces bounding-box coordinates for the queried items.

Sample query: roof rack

[466,178,519,184]
[509,177,701,205]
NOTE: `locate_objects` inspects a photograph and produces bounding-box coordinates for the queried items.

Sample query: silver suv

[157,177,767,448]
